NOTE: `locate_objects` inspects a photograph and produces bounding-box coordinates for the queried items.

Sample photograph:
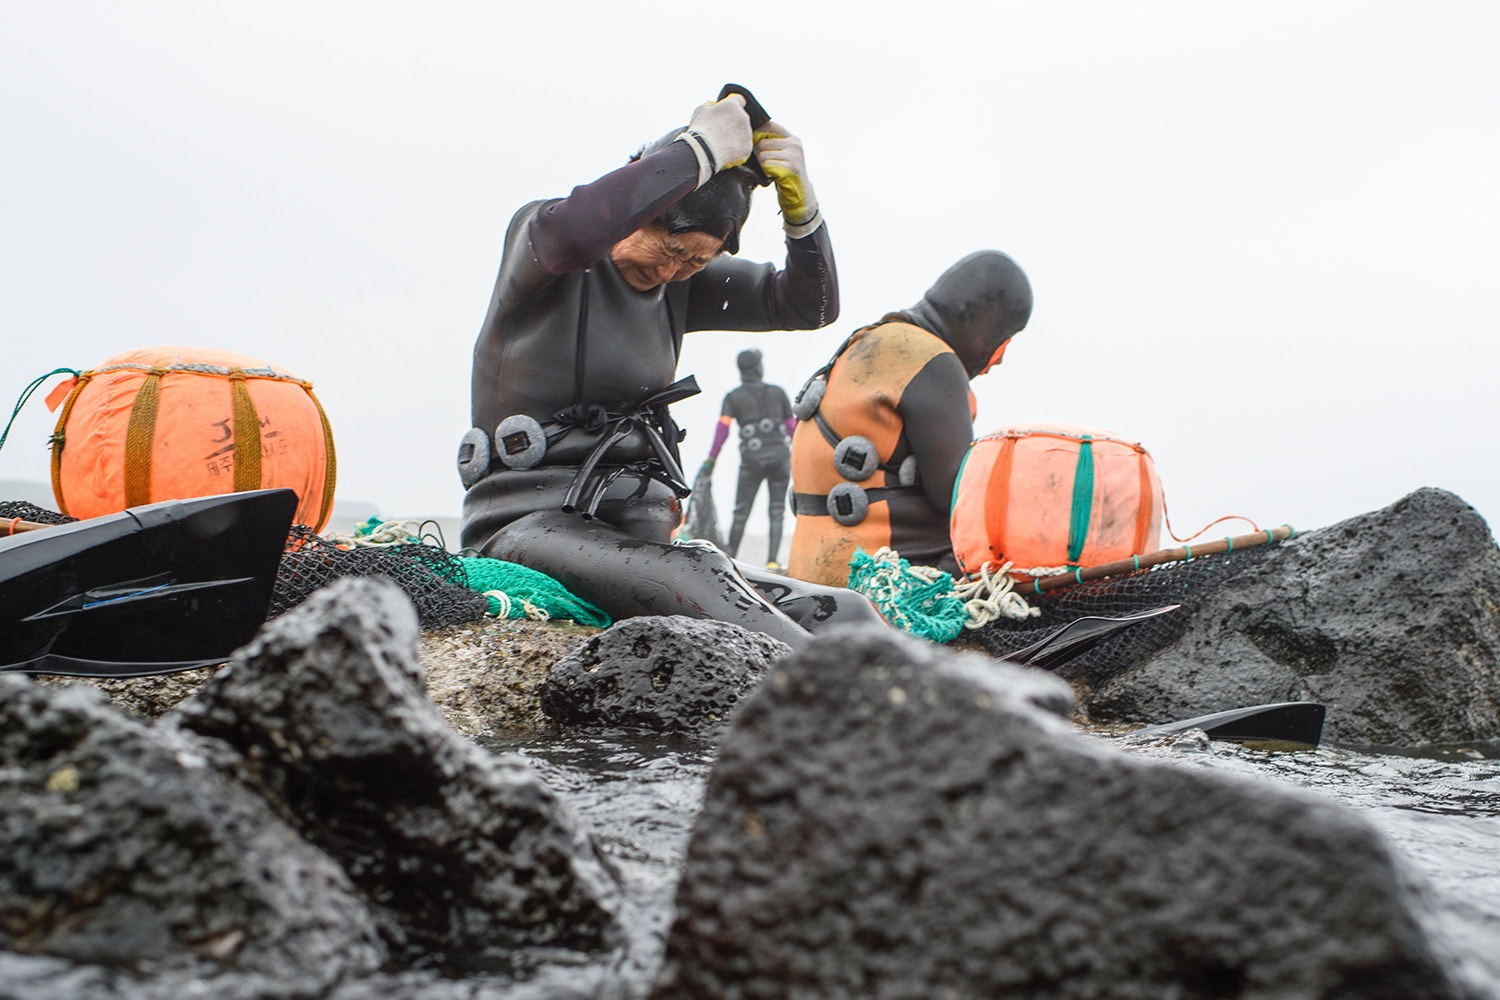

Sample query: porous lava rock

[541,615,789,735]
[0,675,383,1000]
[169,576,623,972]
[652,624,1481,1000]
[1080,488,1500,745]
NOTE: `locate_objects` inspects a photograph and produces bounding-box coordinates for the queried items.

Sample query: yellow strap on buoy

[229,369,262,494]
[123,367,166,507]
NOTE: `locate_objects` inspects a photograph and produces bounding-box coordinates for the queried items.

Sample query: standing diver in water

[787,250,1033,587]
[700,348,794,569]
[460,89,884,646]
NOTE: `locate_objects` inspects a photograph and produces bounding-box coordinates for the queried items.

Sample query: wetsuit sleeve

[491,141,702,315]
[683,222,839,332]
[898,353,976,515]
[530,141,701,273]
[709,416,732,459]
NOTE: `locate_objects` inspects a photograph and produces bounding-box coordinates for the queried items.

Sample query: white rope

[482,589,552,622]
[324,518,428,548]
[867,546,948,585]
[953,560,1043,628]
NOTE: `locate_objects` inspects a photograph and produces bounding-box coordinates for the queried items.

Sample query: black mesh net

[270,525,488,629]
[679,464,724,549]
[0,500,73,526]
[7,493,1283,655]
[3,500,488,631]
[963,544,1280,687]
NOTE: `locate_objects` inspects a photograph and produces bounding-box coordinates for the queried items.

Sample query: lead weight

[791,376,825,420]
[827,482,868,526]
[833,435,879,482]
[494,414,546,470]
[456,427,492,488]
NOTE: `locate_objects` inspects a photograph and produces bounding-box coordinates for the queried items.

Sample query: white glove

[754,122,821,235]
[677,94,754,188]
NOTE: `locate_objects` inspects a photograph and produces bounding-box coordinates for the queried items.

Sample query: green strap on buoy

[1067,434,1095,565]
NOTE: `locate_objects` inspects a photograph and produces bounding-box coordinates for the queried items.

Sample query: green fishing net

[847,547,969,644]
[458,556,611,627]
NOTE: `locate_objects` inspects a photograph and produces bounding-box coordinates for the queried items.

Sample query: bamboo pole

[1,518,51,537]
[1029,524,1296,594]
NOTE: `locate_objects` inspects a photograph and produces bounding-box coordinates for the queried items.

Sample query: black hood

[898,251,1032,377]
[633,130,759,255]
[736,348,764,382]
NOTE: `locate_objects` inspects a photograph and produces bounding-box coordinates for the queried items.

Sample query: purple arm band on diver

[709,419,731,459]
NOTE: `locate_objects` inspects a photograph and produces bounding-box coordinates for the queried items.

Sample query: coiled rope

[952,561,1045,627]
[847,547,1046,642]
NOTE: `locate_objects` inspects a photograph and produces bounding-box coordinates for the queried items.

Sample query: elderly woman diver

[459,88,883,645]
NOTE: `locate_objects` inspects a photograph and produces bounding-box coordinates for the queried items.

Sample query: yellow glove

[753,122,821,234]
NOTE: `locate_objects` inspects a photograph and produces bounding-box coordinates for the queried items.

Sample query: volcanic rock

[541,616,789,735]
[652,624,1481,1000]
[168,576,623,972]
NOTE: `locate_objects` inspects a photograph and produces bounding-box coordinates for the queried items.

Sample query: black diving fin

[0,489,296,678]
[1126,702,1327,749]
[999,605,1181,671]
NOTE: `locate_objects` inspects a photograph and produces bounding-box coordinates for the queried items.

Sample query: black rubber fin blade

[999,604,1181,670]
[0,488,296,678]
[1127,701,1327,749]
[0,653,231,679]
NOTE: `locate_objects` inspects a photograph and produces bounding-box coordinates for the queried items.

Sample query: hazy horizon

[4,2,1496,546]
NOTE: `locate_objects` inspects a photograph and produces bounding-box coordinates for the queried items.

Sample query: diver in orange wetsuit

[787,251,1032,587]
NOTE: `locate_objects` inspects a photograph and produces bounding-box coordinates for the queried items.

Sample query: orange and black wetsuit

[789,320,976,584]
[788,250,1032,587]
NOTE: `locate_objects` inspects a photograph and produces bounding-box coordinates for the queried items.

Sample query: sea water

[500,732,1500,998]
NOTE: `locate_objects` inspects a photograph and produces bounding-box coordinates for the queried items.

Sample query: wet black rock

[1080,488,1500,745]
[541,616,789,735]
[0,674,384,1000]
[169,576,623,973]
[652,625,1482,1000]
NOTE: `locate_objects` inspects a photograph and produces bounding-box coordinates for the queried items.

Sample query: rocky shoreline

[4,487,1499,998]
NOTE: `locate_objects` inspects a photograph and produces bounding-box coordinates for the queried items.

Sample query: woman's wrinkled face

[610,224,725,291]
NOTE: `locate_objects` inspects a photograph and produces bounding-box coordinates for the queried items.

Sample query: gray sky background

[3,2,1497,548]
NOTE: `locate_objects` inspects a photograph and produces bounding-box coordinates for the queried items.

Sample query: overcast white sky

[3,2,1497,547]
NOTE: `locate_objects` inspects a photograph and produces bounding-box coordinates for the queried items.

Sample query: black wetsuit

[718,378,793,561]
[461,136,881,645]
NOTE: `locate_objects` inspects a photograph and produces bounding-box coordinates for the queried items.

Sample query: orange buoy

[950,423,1162,580]
[47,346,337,531]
